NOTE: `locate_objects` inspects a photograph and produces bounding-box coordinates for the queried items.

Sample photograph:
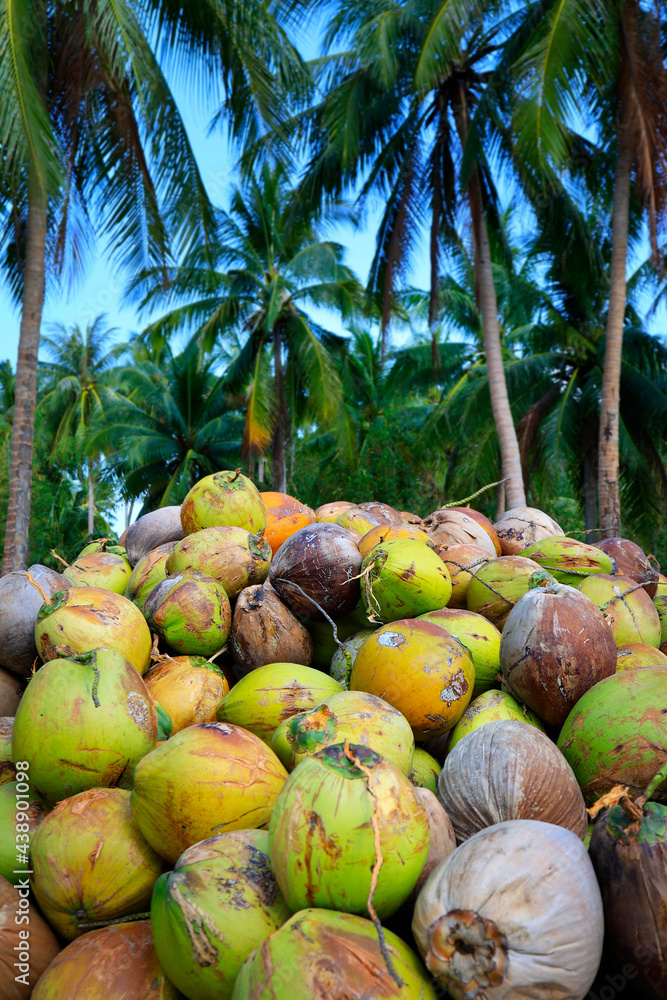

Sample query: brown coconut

[422,508,498,557]
[0,669,23,717]
[493,505,564,555]
[30,920,180,1000]
[269,523,362,621]
[597,536,660,598]
[0,565,68,677]
[0,718,15,786]
[437,719,588,843]
[436,543,492,608]
[499,583,617,726]
[231,584,313,675]
[124,507,185,566]
[1,874,60,1000]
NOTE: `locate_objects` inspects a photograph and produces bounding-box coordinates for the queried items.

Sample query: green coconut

[654,575,667,645]
[418,608,501,697]
[616,642,667,671]
[269,743,429,918]
[0,780,49,884]
[466,555,545,628]
[181,471,267,534]
[521,536,613,586]
[579,573,661,647]
[330,629,375,688]
[151,830,291,1000]
[144,570,231,656]
[409,747,442,794]
[35,586,152,675]
[63,551,133,594]
[12,648,157,803]
[131,722,287,864]
[78,539,127,558]
[557,667,667,803]
[124,542,175,611]
[270,690,415,774]
[306,605,372,668]
[167,526,272,598]
[231,908,437,1000]
[217,662,343,743]
[361,538,452,623]
[448,689,545,754]
[30,787,166,939]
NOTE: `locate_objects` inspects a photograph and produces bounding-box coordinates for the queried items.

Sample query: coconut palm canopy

[1,0,667,567]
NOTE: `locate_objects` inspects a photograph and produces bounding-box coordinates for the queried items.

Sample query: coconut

[217,662,343,743]
[423,507,500,557]
[438,719,587,842]
[0,669,22,717]
[520,536,613,586]
[181,471,267,535]
[499,583,617,726]
[131,722,287,863]
[0,720,14,787]
[335,502,401,535]
[589,798,667,1000]
[166,526,271,598]
[409,747,442,794]
[35,586,152,675]
[616,642,667,670]
[231,908,437,1000]
[315,500,355,523]
[143,654,229,733]
[447,689,545,754]
[493,505,564,554]
[654,573,667,644]
[0,780,49,884]
[410,788,456,898]
[306,606,371,668]
[230,584,313,674]
[418,608,501,698]
[330,629,374,688]
[350,619,474,741]
[144,570,231,657]
[125,506,185,565]
[0,565,68,677]
[151,830,290,1000]
[358,522,430,558]
[412,819,603,1000]
[12,648,157,803]
[261,491,317,555]
[597,536,660,597]
[30,920,180,1000]
[270,523,362,621]
[30,787,166,939]
[557,667,667,802]
[0,874,59,1000]
[124,541,175,611]
[579,572,662,647]
[436,543,492,608]
[77,538,127,558]
[63,551,133,594]
[269,743,429,918]
[271,690,415,774]
[361,538,452,623]
[466,555,544,628]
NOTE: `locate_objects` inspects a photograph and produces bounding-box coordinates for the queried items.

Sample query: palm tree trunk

[271,325,287,493]
[468,174,527,510]
[1,187,48,574]
[584,450,598,537]
[598,127,632,538]
[87,458,95,537]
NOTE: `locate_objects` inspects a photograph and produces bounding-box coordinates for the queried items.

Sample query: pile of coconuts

[1,477,666,999]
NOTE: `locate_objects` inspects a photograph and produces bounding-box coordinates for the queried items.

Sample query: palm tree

[0,0,309,572]
[511,0,667,535]
[134,162,361,492]
[38,316,122,536]
[89,334,245,513]
[296,0,528,508]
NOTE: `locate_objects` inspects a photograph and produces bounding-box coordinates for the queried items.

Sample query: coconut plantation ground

[2,3,667,999]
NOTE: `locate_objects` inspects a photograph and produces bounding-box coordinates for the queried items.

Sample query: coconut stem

[440,477,509,510]
[599,581,646,612]
[272,578,349,654]
[25,572,52,605]
[343,739,404,989]
[50,548,69,569]
[91,662,100,708]
[77,911,151,931]
[641,758,667,806]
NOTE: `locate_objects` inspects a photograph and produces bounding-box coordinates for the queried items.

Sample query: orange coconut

[358,523,430,558]
[260,492,316,555]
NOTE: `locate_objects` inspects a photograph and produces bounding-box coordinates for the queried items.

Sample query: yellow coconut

[143,654,230,733]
